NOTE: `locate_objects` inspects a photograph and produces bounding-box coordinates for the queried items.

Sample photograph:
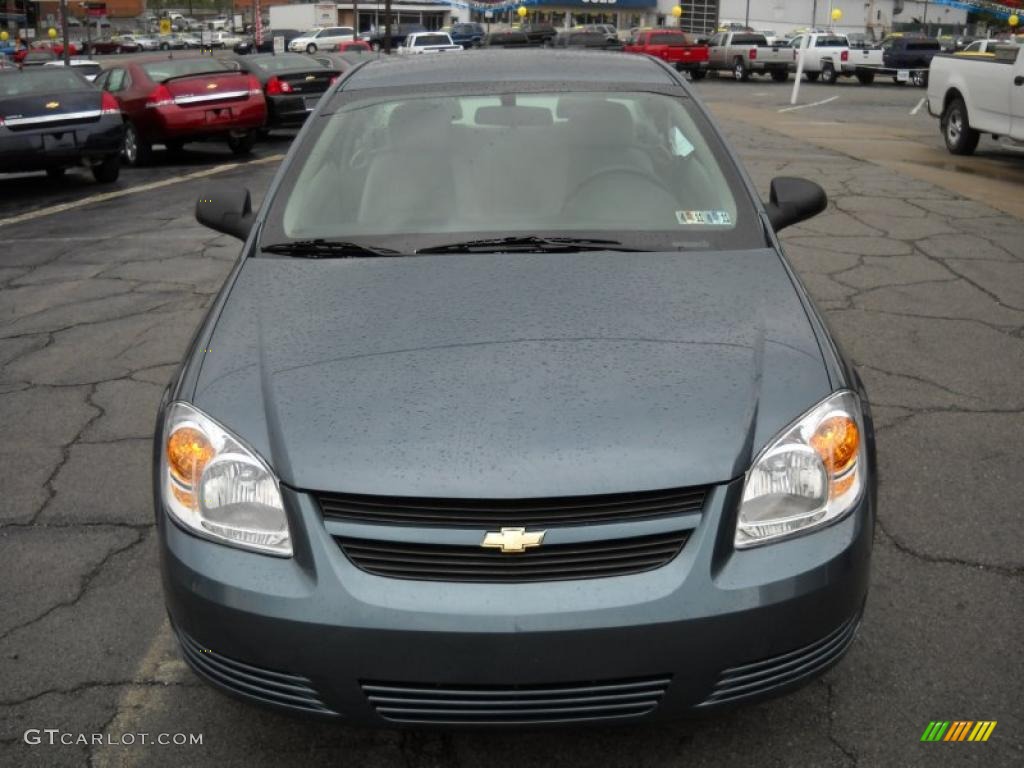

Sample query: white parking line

[910,97,927,115]
[777,96,839,113]
[0,154,284,229]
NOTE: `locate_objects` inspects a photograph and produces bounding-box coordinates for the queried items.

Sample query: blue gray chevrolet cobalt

[158,51,875,726]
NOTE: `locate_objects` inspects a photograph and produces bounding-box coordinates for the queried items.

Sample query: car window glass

[106,68,125,91]
[273,90,758,250]
[0,69,89,96]
[250,54,321,72]
[416,35,451,46]
[141,59,231,81]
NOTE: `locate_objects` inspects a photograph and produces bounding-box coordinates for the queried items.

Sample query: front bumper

[159,476,873,727]
[0,116,123,172]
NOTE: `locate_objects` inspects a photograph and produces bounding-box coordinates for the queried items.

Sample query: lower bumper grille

[337,530,689,583]
[362,676,672,725]
[177,629,338,716]
[699,613,861,707]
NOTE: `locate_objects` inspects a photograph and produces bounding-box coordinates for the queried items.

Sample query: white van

[289,26,356,53]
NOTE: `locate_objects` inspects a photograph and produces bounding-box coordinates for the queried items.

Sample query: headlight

[735,390,865,549]
[162,402,291,556]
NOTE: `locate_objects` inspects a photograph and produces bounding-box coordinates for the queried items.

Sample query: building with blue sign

[462,0,666,31]
[717,1,971,38]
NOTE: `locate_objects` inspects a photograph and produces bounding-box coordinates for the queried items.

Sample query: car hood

[192,249,830,497]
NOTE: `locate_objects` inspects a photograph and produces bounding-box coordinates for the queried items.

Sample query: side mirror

[195,184,254,240]
[764,176,827,232]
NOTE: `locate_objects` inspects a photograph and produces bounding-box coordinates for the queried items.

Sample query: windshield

[0,70,89,95]
[266,89,761,251]
[142,59,232,80]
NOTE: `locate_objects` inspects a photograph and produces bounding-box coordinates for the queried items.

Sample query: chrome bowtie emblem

[481,527,545,554]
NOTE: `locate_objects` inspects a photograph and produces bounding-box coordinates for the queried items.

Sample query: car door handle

[1015,76,1024,86]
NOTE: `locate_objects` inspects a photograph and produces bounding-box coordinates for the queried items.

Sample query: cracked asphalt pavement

[0,83,1021,768]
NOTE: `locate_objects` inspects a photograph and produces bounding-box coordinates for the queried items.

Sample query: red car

[624,29,710,79]
[88,38,142,55]
[333,40,371,52]
[94,57,267,166]
[15,40,80,63]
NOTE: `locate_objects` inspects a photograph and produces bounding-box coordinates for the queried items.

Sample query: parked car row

[92,54,347,166]
[0,49,387,182]
[696,31,944,87]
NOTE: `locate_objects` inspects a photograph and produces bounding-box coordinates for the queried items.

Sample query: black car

[447,22,485,49]
[0,68,122,182]
[481,29,531,48]
[166,51,875,725]
[229,53,338,128]
[234,29,303,55]
[551,30,623,50]
[881,35,941,74]
[364,23,426,51]
[520,22,558,46]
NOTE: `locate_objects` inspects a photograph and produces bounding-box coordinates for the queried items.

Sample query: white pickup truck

[842,45,885,83]
[397,32,463,55]
[786,32,851,83]
[927,44,1024,154]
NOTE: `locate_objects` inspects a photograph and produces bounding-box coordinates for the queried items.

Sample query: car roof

[344,50,678,90]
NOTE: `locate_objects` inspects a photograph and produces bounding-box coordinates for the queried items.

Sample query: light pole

[59,0,70,64]
[745,0,750,28]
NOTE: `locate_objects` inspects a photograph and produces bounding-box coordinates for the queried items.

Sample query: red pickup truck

[624,29,709,79]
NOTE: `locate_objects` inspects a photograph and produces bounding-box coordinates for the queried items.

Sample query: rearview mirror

[764,177,827,232]
[195,184,254,240]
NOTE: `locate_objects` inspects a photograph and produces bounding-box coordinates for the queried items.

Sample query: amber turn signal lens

[167,426,214,486]
[810,415,859,475]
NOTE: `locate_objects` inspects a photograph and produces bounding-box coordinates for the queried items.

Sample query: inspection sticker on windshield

[676,210,732,226]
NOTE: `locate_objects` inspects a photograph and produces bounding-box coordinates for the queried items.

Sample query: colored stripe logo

[921,721,997,742]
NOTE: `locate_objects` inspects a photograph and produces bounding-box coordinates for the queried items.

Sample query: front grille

[698,613,861,707]
[177,629,338,716]
[318,486,707,528]
[362,675,671,725]
[336,530,689,582]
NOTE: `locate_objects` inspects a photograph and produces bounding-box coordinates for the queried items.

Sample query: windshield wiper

[262,239,403,258]
[416,236,645,255]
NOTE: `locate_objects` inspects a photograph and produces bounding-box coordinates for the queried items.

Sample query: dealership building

[458,0,974,35]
